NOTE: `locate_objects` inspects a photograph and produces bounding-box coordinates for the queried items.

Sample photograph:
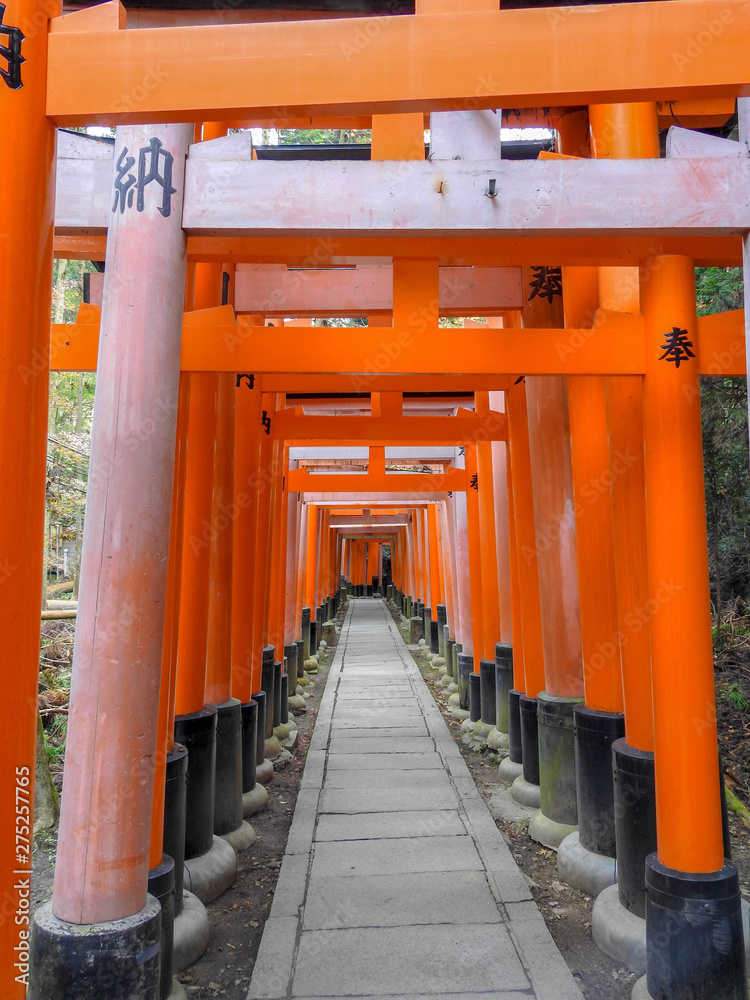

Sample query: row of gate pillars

[2,19,747,1000]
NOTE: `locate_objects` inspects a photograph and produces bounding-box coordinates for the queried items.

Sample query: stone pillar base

[557,830,616,897]
[528,809,577,850]
[243,782,270,817]
[184,835,236,903]
[221,820,257,852]
[173,890,210,972]
[592,883,646,974]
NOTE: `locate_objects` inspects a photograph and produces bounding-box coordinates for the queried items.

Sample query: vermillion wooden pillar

[427,505,441,618]
[48,124,191,937]
[306,505,319,609]
[296,502,310,630]
[591,103,658,756]
[475,392,501,660]
[641,256,745,996]
[441,499,458,640]
[150,374,190,872]
[587,103,660,930]
[1,0,58,987]
[464,444,485,669]
[205,373,236,706]
[174,366,219,709]
[488,385,512,644]
[561,262,626,879]
[434,503,446,607]
[268,428,288,652]
[565,268,623,713]
[232,333,263,703]
[505,377,545,701]
[284,464,301,643]
[256,392,281,656]
[643,262,723,868]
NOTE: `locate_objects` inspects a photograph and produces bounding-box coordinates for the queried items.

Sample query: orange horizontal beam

[288,468,466,493]
[697,309,746,376]
[53,234,744,269]
[47,1,750,125]
[271,410,507,444]
[50,313,747,377]
[261,375,513,392]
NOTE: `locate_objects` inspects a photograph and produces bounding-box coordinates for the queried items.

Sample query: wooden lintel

[50,313,746,377]
[270,410,507,444]
[47,1,750,126]
[55,154,750,238]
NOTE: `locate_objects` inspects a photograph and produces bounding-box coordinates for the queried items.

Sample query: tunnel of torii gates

[6,0,750,996]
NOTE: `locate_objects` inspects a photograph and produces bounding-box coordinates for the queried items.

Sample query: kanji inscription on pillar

[469,474,478,491]
[261,411,271,434]
[658,326,695,369]
[527,266,562,304]
[112,138,177,217]
[236,373,255,389]
[0,4,24,90]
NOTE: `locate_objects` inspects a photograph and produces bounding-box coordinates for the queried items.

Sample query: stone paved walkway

[248,599,583,1000]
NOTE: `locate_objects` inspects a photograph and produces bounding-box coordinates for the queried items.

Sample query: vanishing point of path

[248,598,583,1000]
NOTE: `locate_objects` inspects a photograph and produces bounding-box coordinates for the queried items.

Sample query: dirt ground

[30,601,750,999]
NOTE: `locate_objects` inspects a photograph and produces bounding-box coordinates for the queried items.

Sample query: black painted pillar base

[537,692,581,828]
[240,699,258,793]
[469,672,481,722]
[645,855,746,999]
[252,691,267,774]
[29,897,162,1000]
[613,739,657,917]
[284,642,298,695]
[273,661,282,728]
[574,705,625,858]
[310,620,318,655]
[213,697,244,838]
[519,694,540,785]
[458,653,473,710]
[260,646,275,739]
[163,743,187,912]
[280,674,289,725]
[301,606,311,659]
[495,643,513,734]
[437,605,447,657]
[479,659,496,727]
[429,620,439,654]
[174,705,218,860]
[149,854,176,999]
[507,689,523,764]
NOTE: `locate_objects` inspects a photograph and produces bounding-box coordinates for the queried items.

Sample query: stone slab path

[248,599,583,1000]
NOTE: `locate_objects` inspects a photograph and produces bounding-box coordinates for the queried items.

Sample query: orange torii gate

[3,1,750,997]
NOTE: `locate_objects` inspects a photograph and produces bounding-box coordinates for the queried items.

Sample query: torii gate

[4,0,750,997]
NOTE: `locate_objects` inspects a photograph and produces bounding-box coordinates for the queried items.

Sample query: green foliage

[725,682,750,712]
[44,714,68,762]
[48,260,96,547]
[696,268,750,613]
[277,128,370,145]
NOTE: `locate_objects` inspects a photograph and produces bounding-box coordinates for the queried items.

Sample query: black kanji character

[137,137,177,217]
[469,473,478,491]
[112,147,137,215]
[658,326,695,369]
[112,137,177,218]
[261,410,271,435]
[0,4,25,91]
[236,373,255,389]
[528,266,563,304]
